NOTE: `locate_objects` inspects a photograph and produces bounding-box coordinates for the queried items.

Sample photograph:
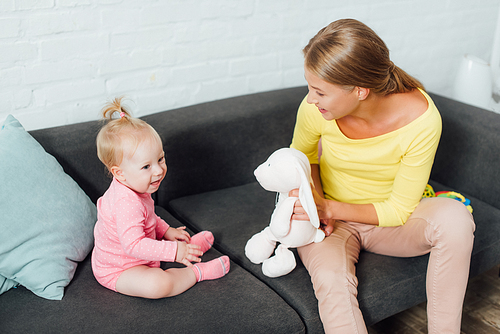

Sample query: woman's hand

[319,219,335,237]
[289,187,336,237]
[289,186,333,221]
[175,242,202,267]
[164,226,191,243]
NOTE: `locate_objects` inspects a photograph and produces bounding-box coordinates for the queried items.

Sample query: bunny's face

[254,149,302,193]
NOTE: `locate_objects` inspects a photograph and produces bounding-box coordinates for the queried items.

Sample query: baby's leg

[115,265,197,299]
[190,231,214,254]
[192,256,230,282]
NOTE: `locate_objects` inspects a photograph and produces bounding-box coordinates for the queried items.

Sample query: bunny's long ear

[295,155,320,228]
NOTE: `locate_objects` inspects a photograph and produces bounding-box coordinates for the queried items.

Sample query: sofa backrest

[429,93,500,209]
[29,86,308,206]
[30,88,498,211]
[144,86,308,205]
[30,120,111,204]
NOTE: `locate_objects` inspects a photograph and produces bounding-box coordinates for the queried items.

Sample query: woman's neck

[336,89,427,139]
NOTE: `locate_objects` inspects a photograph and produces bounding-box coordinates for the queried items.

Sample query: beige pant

[298,197,475,334]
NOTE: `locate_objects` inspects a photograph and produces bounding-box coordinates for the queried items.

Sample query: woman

[290,19,475,334]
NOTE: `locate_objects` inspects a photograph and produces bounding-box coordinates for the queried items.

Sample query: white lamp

[452,54,492,110]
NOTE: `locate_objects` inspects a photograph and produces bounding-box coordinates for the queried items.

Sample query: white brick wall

[1,0,499,131]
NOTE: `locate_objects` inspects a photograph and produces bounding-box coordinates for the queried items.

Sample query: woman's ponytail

[304,19,423,95]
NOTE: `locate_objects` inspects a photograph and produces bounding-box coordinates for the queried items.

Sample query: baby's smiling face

[113,137,167,194]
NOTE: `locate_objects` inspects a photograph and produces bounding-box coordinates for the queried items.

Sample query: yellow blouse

[290,89,442,227]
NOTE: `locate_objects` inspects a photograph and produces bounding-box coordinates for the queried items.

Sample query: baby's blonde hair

[96,97,162,171]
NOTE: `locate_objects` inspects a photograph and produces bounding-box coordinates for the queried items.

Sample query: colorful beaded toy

[422,184,473,213]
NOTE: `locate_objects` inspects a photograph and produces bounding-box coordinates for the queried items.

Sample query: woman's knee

[424,197,475,249]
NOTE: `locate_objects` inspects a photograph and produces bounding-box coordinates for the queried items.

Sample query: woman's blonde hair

[303,19,423,95]
[96,97,162,171]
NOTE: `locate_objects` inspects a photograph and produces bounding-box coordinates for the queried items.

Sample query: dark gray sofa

[1,86,499,333]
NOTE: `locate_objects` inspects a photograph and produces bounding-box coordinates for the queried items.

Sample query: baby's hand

[175,242,202,267]
[164,226,191,243]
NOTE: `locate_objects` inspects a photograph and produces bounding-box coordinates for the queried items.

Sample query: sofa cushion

[0,207,305,334]
[169,182,324,332]
[0,115,97,300]
[169,180,500,327]
[29,119,110,205]
[1,260,306,334]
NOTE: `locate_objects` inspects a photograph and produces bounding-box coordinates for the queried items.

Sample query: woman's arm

[292,164,379,234]
[308,164,337,236]
[313,190,379,226]
[310,164,323,197]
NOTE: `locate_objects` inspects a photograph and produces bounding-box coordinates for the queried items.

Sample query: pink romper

[91,178,177,291]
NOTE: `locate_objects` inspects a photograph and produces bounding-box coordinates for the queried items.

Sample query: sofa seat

[0,207,305,334]
[168,179,500,330]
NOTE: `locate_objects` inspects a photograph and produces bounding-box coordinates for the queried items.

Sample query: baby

[91,97,229,298]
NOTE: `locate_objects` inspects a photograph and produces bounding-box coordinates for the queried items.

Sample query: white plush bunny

[245,148,325,277]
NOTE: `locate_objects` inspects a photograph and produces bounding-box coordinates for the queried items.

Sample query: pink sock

[190,231,214,254]
[191,256,230,282]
